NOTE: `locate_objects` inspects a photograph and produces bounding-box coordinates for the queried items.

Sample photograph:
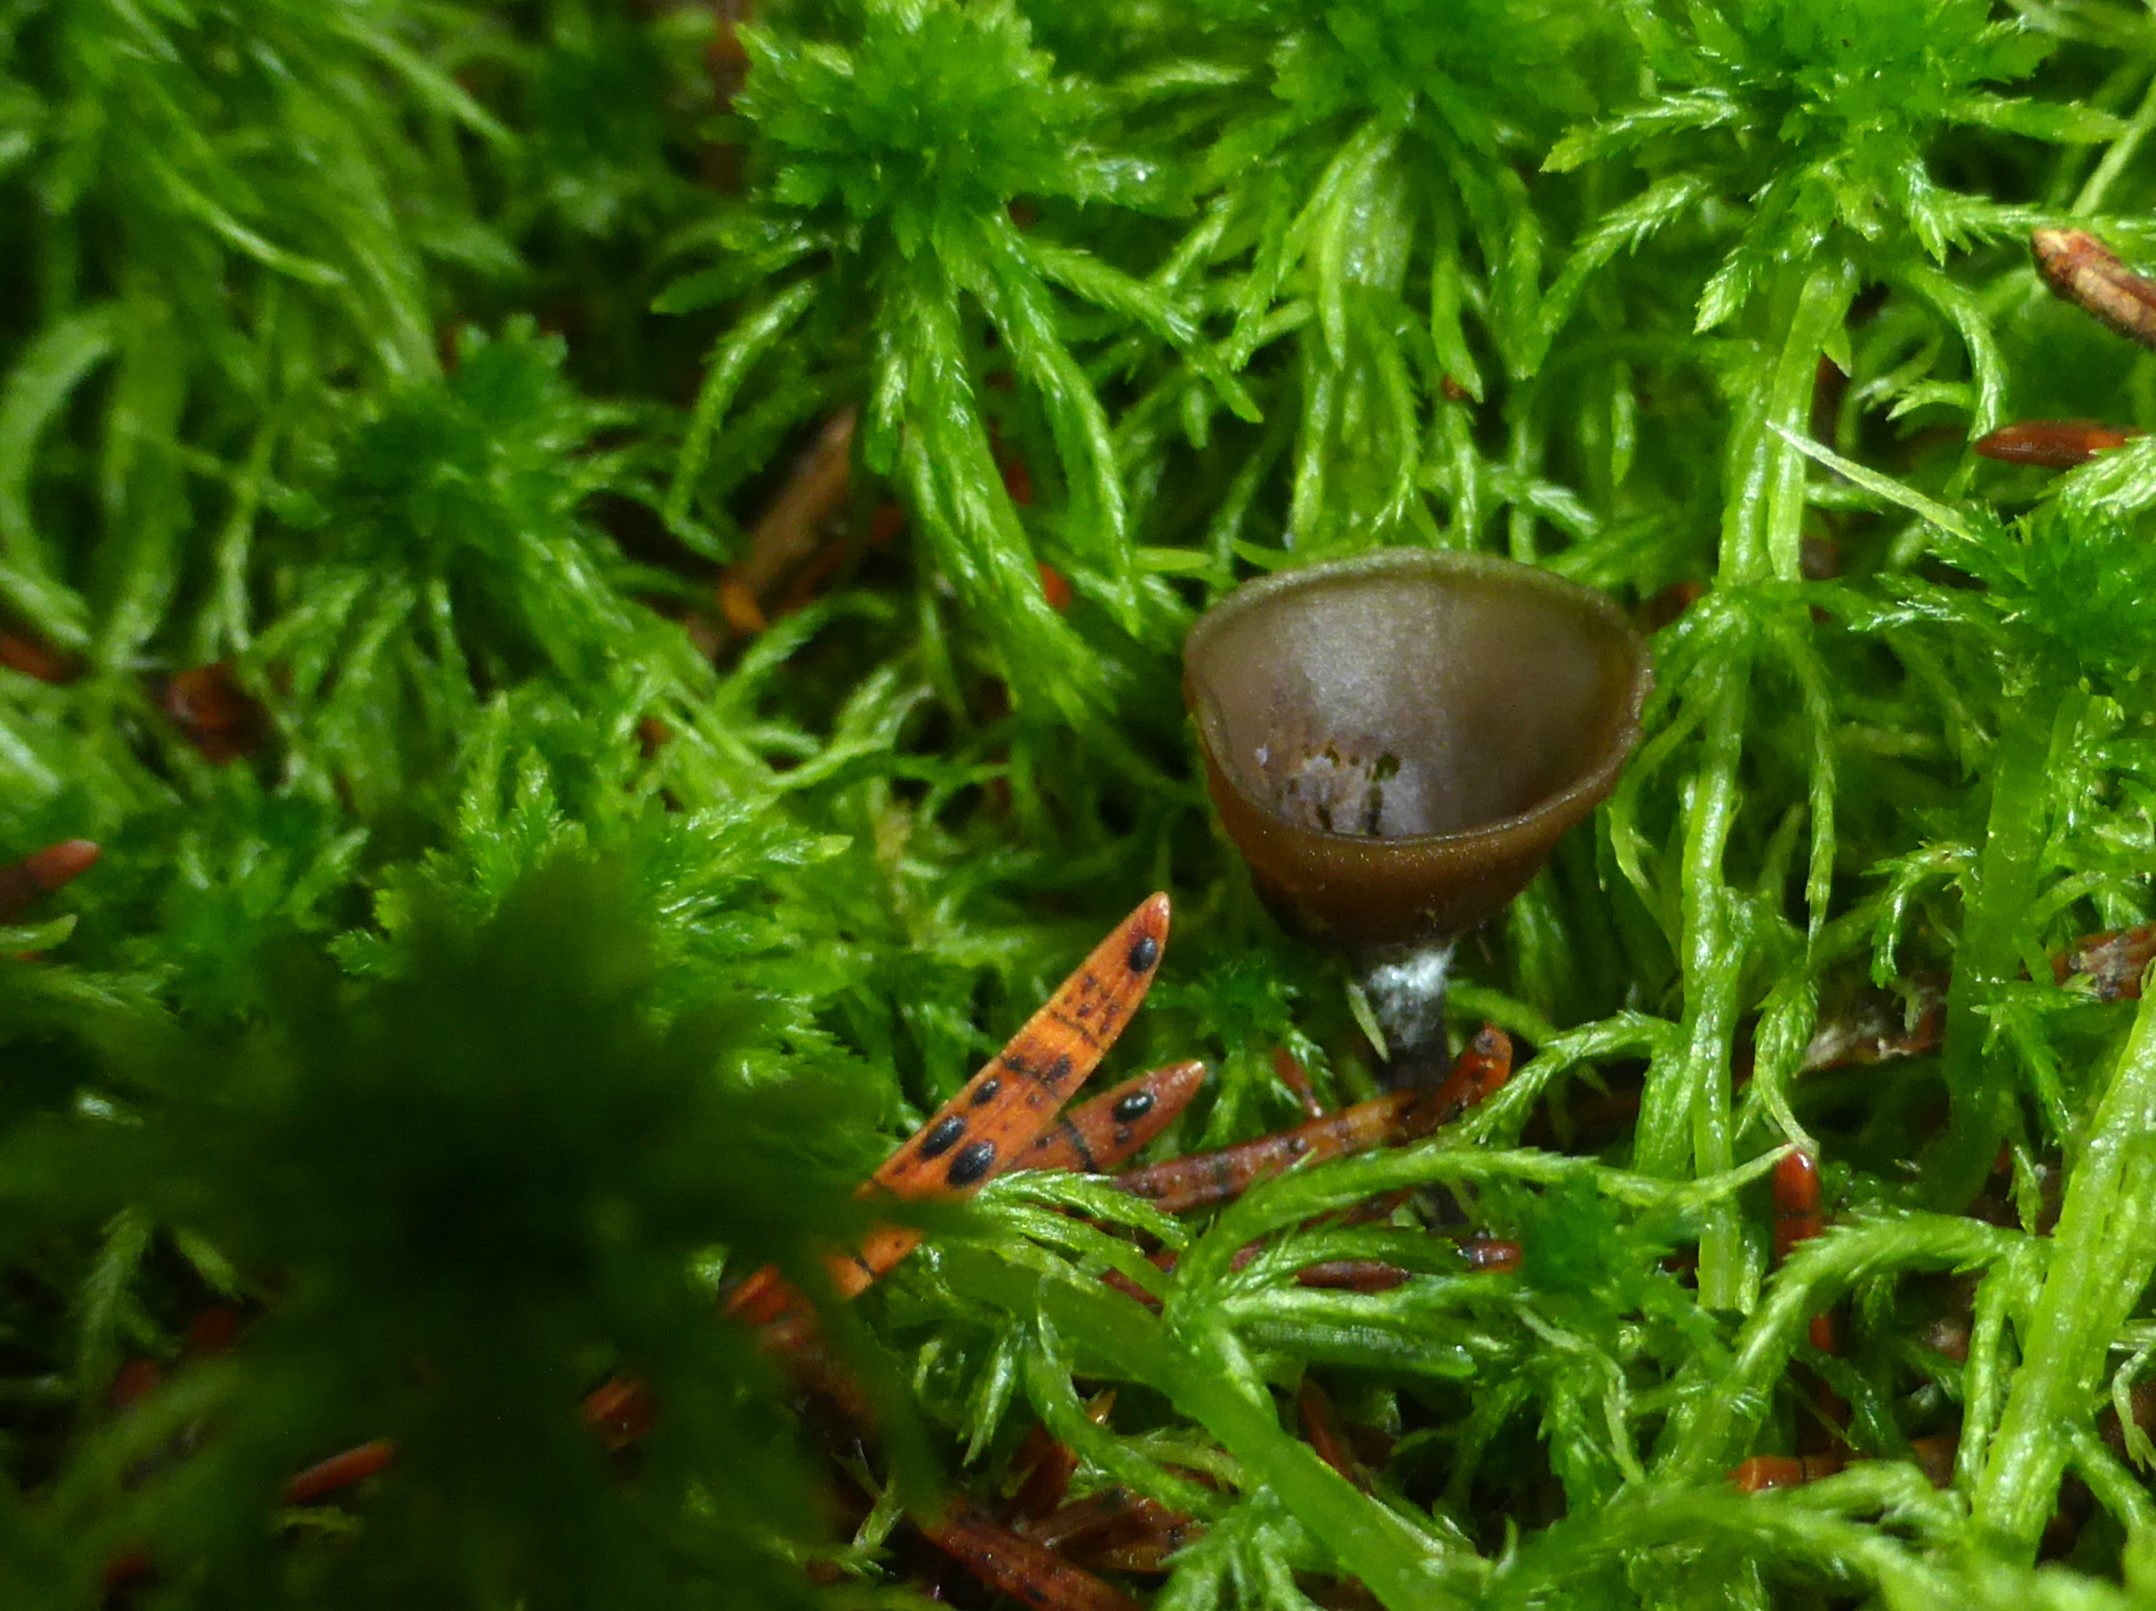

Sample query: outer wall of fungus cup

[1182,548,1653,951]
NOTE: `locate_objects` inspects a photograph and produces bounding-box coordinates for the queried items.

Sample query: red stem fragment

[1098,1030,1514,1306]
[1433,1024,1513,1119]
[1459,1236,1522,1275]
[1038,562,1072,612]
[1770,1149,1824,1266]
[1028,1489,1143,1550]
[1006,1422,1072,1521]
[1731,1452,1841,1494]
[284,1439,396,1505]
[1108,1240,1471,1307]
[1115,1027,1511,1215]
[1296,1378,1366,1492]
[1030,1489,1200,1576]
[0,630,74,683]
[1112,1095,1412,1214]
[162,663,267,763]
[1732,1434,1956,1496]
[1006,1390,1117,1523]
[1770,1147,1843,1434]
[584,1375,658,1452]
[1974,421,2144,468]
[1273,1047,1327,1122]
[283,1376,680,1508]
[717,408,859,638]
[1293,1259,1417,1292]
[0,839,101,924]
[111,1359,162,1411]
[923,1502,1142,1611]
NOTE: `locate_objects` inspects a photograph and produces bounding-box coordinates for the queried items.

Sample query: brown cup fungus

[1183,548,1652,1069]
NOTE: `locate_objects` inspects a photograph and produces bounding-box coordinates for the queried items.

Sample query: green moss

[3,0,2155,1604]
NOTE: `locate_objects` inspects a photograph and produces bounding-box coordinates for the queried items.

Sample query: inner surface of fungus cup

[1183,548,1653,953]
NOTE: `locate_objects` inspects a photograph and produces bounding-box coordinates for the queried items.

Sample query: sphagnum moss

[3,0,2155,1605]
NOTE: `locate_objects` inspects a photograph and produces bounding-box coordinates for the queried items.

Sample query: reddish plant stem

[285,1439,396,1505]
[1030,1489,1199,1575]
[1115,1028,1510,1215]
[716,408,858,638]
[1273,1047,1327,1122]
[1292,1259,1418,1292]
[923,1501,1141,1611]
[0,839,100,924]
[1732,1433,1958,1496]
[1730,1451,1841,1493]
[1770,1149,1825,1265]
[1459,1236,1523,1275]
[1974,421,2144,467]
[1296,1378,1366,1492]
[0,630,74,682]
[1005,1390,1117,1523]
[583,1376,658,1452]
[162,662,267,763]
[1772,1149,1838,1357]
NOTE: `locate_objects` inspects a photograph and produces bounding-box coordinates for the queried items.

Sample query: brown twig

[715,408,858,638]
[2034,228,2156,353]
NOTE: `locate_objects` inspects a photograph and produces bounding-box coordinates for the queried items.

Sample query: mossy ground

[3,1,2156,1605]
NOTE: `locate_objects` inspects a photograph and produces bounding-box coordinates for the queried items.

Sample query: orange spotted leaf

[729,894,1172,1318]
[1019,1059,1203,1175]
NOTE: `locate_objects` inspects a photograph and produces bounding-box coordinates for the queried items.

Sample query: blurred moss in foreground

[3,858,876,1608]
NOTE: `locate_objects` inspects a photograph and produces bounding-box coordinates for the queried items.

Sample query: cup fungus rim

[1183,546,1654,860]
